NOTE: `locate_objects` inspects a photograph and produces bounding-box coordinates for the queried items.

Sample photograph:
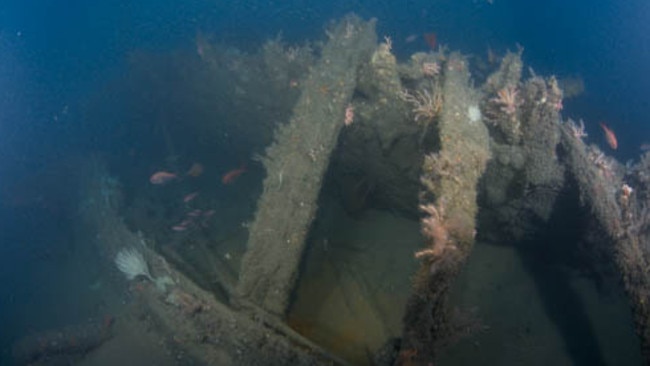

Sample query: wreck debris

[400,52,491,363]
[12,317,114,365]
[54,12,650,365]
[480,50,565,243]
[563,127,650,363]
[76,158,346,365]
[236,15,377,317]
[482,50,524,145]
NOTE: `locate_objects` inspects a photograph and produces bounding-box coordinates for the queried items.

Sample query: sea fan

[114,247,154,281]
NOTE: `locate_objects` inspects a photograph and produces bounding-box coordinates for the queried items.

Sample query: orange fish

[222,165,246,184]
[149,171,178,185]
[599,122,618,150]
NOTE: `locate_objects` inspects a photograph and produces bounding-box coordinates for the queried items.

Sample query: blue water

[0,0,648,365]
[1,0,648,164]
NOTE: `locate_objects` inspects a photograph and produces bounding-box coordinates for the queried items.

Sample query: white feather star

[114,247,154,281]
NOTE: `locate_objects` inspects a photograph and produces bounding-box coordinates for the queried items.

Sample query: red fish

[171,224,188,232]
[222,165,246,184]
[150,171,178,185]
[172,218,193,231]
[201,210,215,227]
[424,33,437,49]
[103,315,115,330]
[183,192,199,203]
[599,122,618,150]
[187,209,203,217]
